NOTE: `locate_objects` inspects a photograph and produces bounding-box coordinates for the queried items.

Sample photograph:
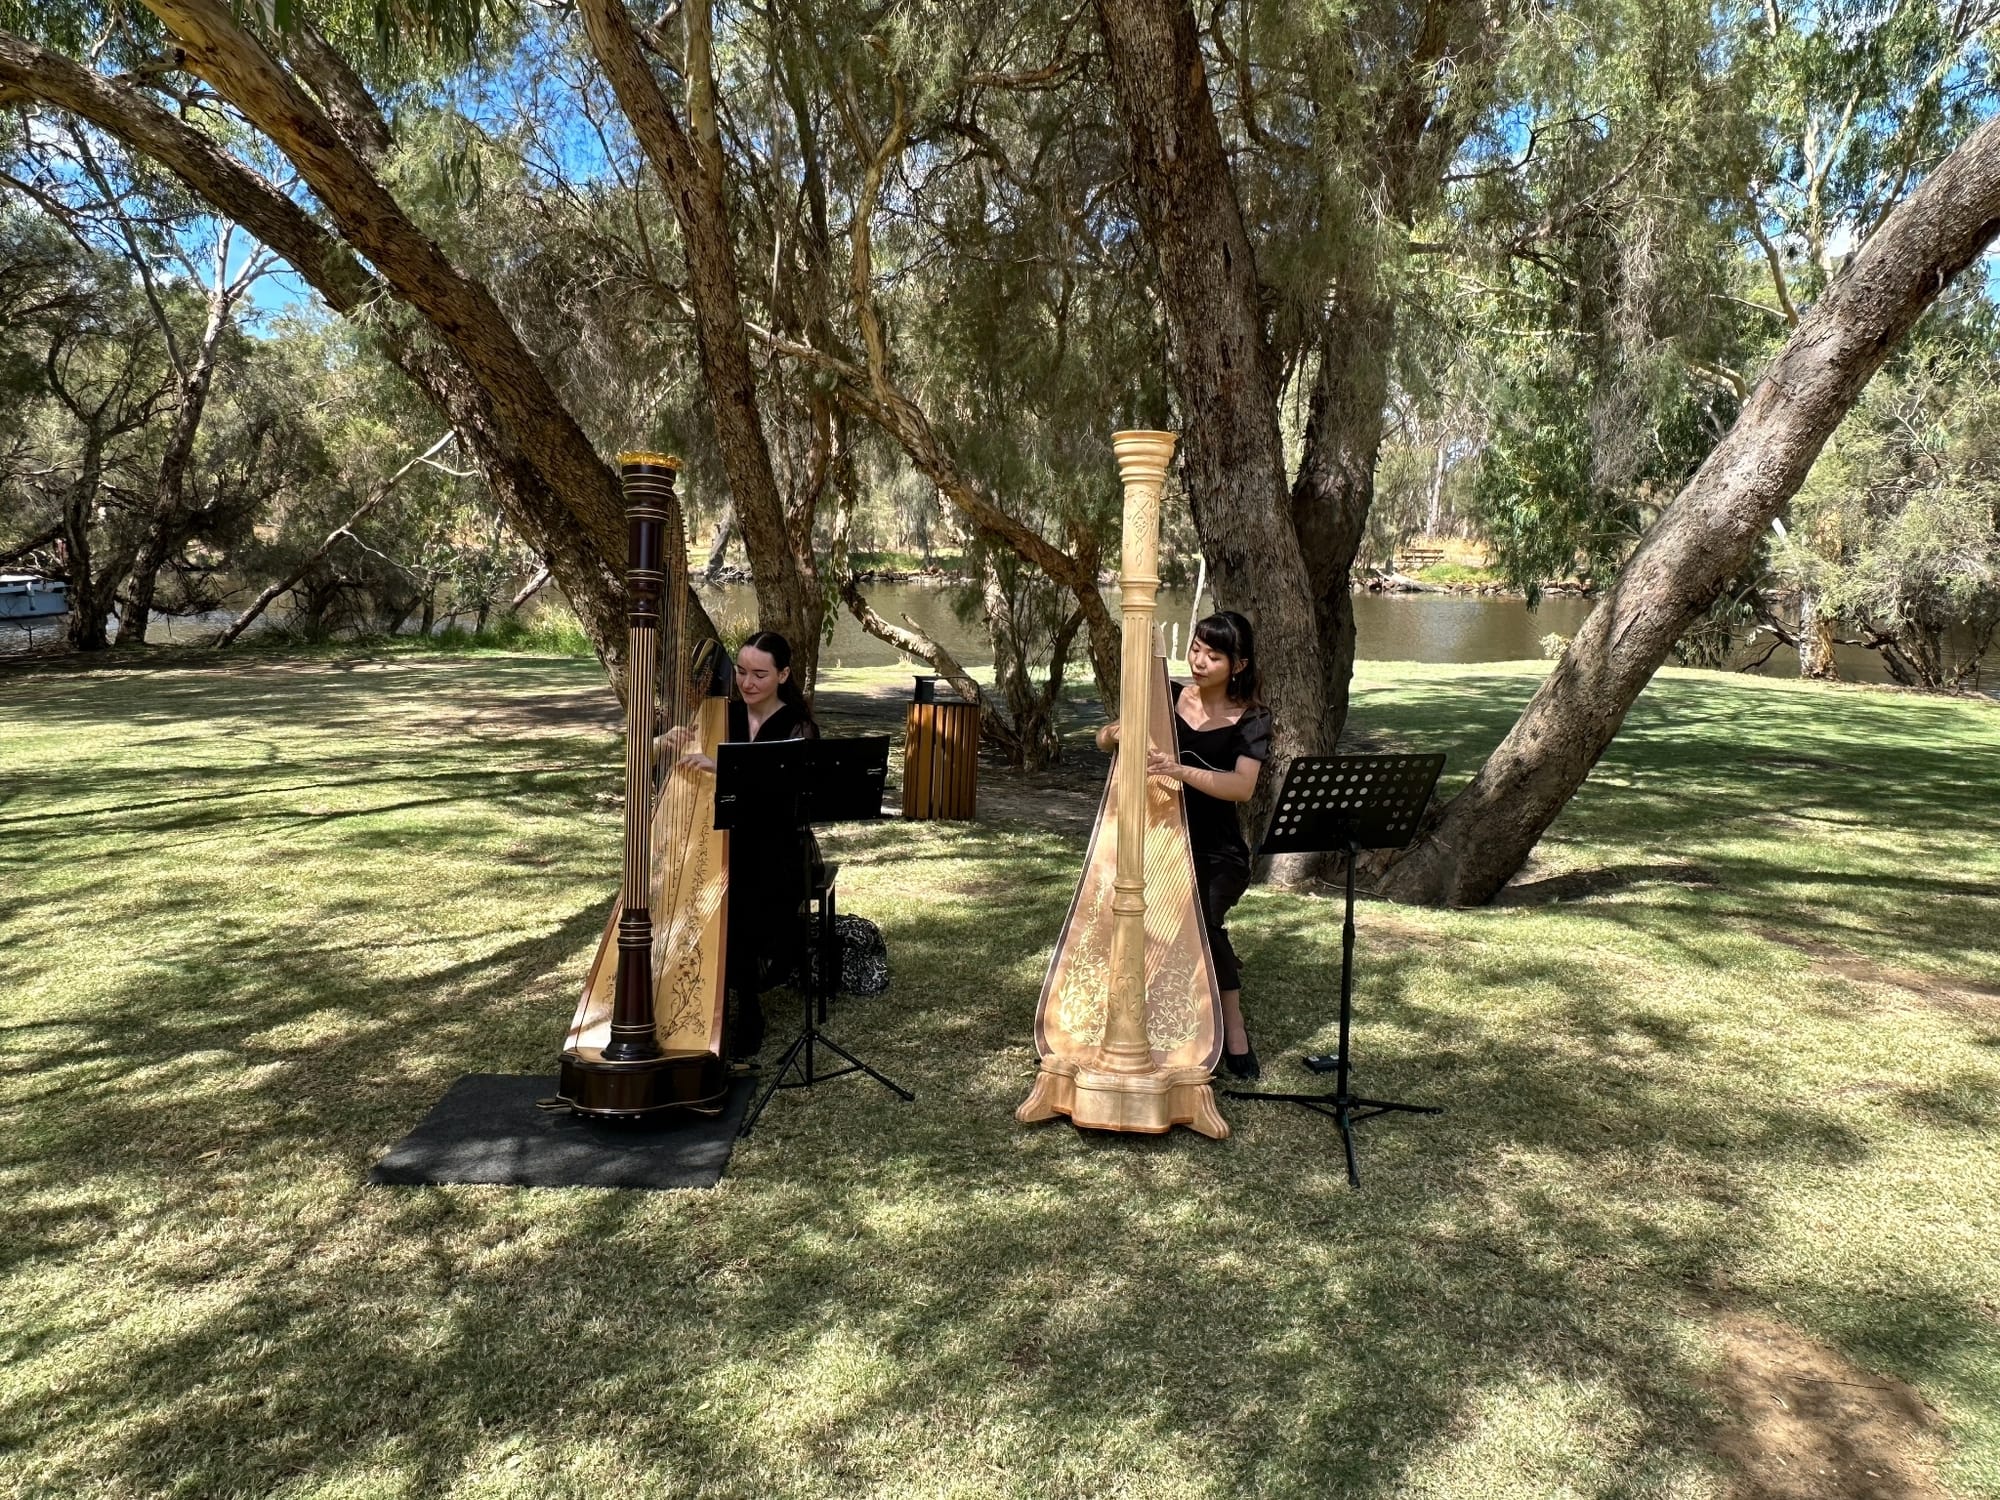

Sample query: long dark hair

[738,629,816,728]
[1192,610,1261,706]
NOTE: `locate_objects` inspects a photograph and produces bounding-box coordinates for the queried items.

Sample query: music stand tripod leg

[809,1032,914,1101]
[742,1025,811,1136]
[1225,766,1446,1187]
[737,884,915,1137]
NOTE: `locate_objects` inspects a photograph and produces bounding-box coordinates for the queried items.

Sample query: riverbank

[2,646,1995,1497]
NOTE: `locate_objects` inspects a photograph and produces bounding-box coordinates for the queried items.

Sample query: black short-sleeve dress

[1168,683,1273,991]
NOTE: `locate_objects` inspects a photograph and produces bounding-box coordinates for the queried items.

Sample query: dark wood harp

[1016,431,1227,1138]
[557,453,730,1117]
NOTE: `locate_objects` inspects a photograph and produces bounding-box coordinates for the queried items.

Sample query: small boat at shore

[0,575,68,622]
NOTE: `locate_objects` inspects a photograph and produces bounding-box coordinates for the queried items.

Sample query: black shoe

[1221,1047,1261,1082]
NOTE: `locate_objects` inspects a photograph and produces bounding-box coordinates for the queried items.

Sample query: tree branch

[215,434,453,645]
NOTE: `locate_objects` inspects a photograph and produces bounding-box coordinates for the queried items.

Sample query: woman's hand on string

[652,725,715,775]
[1095,720,1121,753]
[1146,749,1186,783]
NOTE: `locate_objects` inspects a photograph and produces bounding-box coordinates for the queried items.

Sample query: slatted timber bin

[902,675,979,820]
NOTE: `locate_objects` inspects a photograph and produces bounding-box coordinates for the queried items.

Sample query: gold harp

[1016,430,1227,1138]
[558,453,731,1116]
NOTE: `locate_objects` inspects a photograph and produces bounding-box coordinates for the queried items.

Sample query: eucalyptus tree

[1778,303,2000,690]
[4,116,286,645]
[745,0,1169,734]
[0,1,683,663]
[1088,0,1516,780]
[1747,0,2000,674]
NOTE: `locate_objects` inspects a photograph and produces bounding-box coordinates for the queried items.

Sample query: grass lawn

[1,647,1996,1499]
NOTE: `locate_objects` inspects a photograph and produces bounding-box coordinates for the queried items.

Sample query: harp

[557,453,730,1117]
[1016,430,1227,1138]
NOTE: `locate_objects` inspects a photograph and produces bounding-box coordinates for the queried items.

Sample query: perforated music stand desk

[714,737,912,1136]
[1226,752,1445,1187]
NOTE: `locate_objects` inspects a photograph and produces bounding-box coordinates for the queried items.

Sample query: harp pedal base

[1016,1056,1228,1139]
[558,1048,730,1120]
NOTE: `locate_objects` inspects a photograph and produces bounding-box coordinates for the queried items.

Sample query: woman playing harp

[1101,611,1271,1079]
[557,453,731,1117]
[661,629,820,1064]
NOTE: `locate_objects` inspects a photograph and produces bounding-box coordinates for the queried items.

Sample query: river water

[700,581,1982,688]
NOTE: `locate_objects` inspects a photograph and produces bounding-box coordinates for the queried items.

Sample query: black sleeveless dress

[722,699,819,1054]
[1168,683,1273,990]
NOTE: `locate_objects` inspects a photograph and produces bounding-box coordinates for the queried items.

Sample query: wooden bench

[1395,546,1446,573]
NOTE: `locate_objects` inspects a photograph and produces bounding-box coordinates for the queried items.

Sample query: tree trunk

[1289,290,1398,744]
[703,505,735,579]
[0,29,681,665]
[575,0,822,680]
[1377,111,2000,906]
[1798,593,1838,678]
[1093,0,1494,801]
[62,431,112,652]
[137,0,631,567]
[508,565,552,612]
[119,250,235,647]
[1091,0,1328,770]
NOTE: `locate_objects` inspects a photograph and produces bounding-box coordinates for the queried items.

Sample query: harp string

[659,479,697,969]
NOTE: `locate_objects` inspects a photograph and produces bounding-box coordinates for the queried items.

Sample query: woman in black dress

[666,629,818,1062]
[1095,611,1271,1078]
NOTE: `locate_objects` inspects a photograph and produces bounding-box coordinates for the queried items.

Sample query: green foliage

[1412,561,1504,589]
[1783,299,2000,688]
[468,603,593,654]
[9,0,2000,686]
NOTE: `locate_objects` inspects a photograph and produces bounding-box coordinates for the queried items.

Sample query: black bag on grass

[808,914,891,997]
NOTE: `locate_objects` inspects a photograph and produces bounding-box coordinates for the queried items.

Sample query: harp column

[1099,429,1177,1074]
[604,454,678,1063]
[1013,426,1225,1137]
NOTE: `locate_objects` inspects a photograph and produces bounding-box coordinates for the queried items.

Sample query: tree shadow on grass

[6,653,1997,1496]
[3,831,1925,1499]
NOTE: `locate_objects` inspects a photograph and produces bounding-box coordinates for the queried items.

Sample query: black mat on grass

[369,1073,754,1190]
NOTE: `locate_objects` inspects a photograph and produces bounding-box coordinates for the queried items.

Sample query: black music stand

[1226,752,1445,1187]
[715,737,913,1137]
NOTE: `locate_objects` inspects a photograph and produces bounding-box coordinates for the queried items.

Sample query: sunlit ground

[1,646,1995,1498]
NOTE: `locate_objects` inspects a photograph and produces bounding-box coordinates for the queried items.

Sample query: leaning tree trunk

[1377,110,2000,906]
[89,0,695,670]
[1091,0,1329,763]
[0,28,692,665]
[138,0,630,563]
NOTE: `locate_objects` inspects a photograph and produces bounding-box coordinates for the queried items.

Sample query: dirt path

[1707,1305,1952,1500]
